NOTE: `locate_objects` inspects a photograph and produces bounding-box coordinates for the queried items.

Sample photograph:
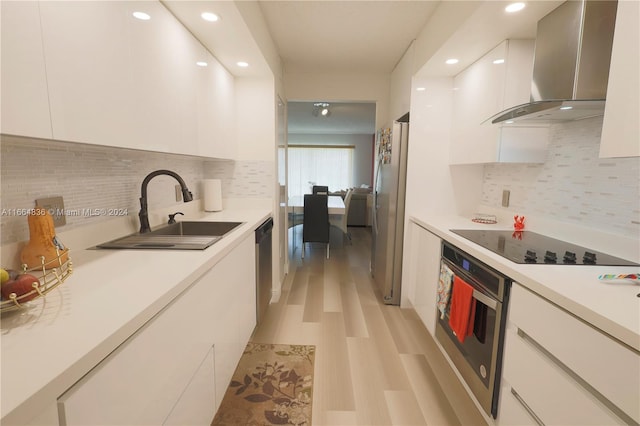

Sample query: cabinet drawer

[509,284,640,423]
[164,346,216,425]
[498,380,542,426]
[504,326,625,425]
[58,271,217,425]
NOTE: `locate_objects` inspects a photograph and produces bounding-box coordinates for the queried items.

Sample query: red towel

[448,276,476,343]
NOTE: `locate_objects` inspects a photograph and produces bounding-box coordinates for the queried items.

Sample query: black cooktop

[450,229,639,266]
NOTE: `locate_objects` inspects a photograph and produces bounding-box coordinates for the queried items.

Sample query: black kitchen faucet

[138,170,193,233]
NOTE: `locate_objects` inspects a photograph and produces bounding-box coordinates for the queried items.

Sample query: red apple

[1,274,41,303]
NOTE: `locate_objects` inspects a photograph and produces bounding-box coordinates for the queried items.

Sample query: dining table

[287,195,346,215]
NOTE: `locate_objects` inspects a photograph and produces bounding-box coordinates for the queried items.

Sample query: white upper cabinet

[196,51,236,160]
[599,0,639,158]
[126,1,199,155]
[450,40,549,164]
[1,1,52,139]
[39,1,138,149]
[15,1,235,159]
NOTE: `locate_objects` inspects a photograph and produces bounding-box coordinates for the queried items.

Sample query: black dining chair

[302,194,330,259]
[312,185,329,195]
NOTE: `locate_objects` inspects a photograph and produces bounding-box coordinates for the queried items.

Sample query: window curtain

[288,145,354,197]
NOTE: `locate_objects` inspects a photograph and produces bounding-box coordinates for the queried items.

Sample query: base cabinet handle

[510,387,545,426]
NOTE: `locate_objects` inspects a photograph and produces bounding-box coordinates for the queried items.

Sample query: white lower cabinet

[164,346,216,426]
[404,221,441,335]
[57,235,256,425]
[498,380,541,426]
[498,283,639,425]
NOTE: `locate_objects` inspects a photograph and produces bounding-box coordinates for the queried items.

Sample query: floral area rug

[212,342,316,426]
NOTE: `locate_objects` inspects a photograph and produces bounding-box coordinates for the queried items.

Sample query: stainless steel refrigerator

[371,113,409,305]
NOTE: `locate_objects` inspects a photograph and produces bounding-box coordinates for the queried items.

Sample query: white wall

[287,133,373,188]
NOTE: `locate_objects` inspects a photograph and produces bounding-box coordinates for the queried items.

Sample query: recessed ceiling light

[560,106,573,110]
[446,58,459,65]
[237,61,249,68]
[505,2,526,13]
[201,12,219,22]
[132,11,151,20]
[416,87,426,91]
[505,120,515,124]
[493,59,505,64]
[196,61,208,67]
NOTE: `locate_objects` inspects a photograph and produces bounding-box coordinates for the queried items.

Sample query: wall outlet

[175,185,182,202]
[501,190,510,207]
[35,196,66,226]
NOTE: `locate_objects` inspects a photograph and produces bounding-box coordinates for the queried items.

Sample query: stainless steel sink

[147,221,243,237]
[96,221,244,250]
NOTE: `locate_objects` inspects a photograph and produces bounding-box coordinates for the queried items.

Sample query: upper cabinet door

[9,1,235,158]
[39,1,137,148]
[127,1,198,156]
[450,40,549,164]
[599,0,640,158]
[196,51,236,159]
[1,1,52,139]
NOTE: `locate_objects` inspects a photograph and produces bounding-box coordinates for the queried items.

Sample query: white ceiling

[258,1,439,74]
[164,0,563,134]
[288,101,376,135]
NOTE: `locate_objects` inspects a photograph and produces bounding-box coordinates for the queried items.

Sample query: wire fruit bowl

[1,249,72,313]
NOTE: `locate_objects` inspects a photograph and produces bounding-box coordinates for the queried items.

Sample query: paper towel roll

[203,179,223,212]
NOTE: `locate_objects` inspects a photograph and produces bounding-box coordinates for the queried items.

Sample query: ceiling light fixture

[196,61,208,67]
[201,12,219,22]
[237,61,249,68]
[132,11,151,20]
[446,58,459,65]
[312,102,331,117]
[416,87,426,91]
[493,59,505,64]
[560,106,573,110]
[505,2,526,13]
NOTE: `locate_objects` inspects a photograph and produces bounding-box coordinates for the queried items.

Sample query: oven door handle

[473,289,498,310]
[442,258,499,310]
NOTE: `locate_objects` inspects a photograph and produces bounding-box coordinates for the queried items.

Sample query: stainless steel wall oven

[435,241,512,419]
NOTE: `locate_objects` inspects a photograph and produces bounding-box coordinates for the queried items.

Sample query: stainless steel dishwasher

[255,218,273,325]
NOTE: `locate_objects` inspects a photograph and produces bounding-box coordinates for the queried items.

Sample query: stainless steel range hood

[489,0,617,124]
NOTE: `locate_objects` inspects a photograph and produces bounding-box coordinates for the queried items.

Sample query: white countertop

[0,208,271,423]
[409,214,640,353]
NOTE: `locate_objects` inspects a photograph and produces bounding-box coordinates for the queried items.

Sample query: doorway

[285,101,376,259]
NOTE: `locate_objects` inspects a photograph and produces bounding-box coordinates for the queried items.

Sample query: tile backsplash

[481,116,640,236]
[1,136,273,245]
[205,159,275,198]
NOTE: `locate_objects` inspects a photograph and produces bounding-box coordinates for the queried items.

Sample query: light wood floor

[251,226,487,426]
